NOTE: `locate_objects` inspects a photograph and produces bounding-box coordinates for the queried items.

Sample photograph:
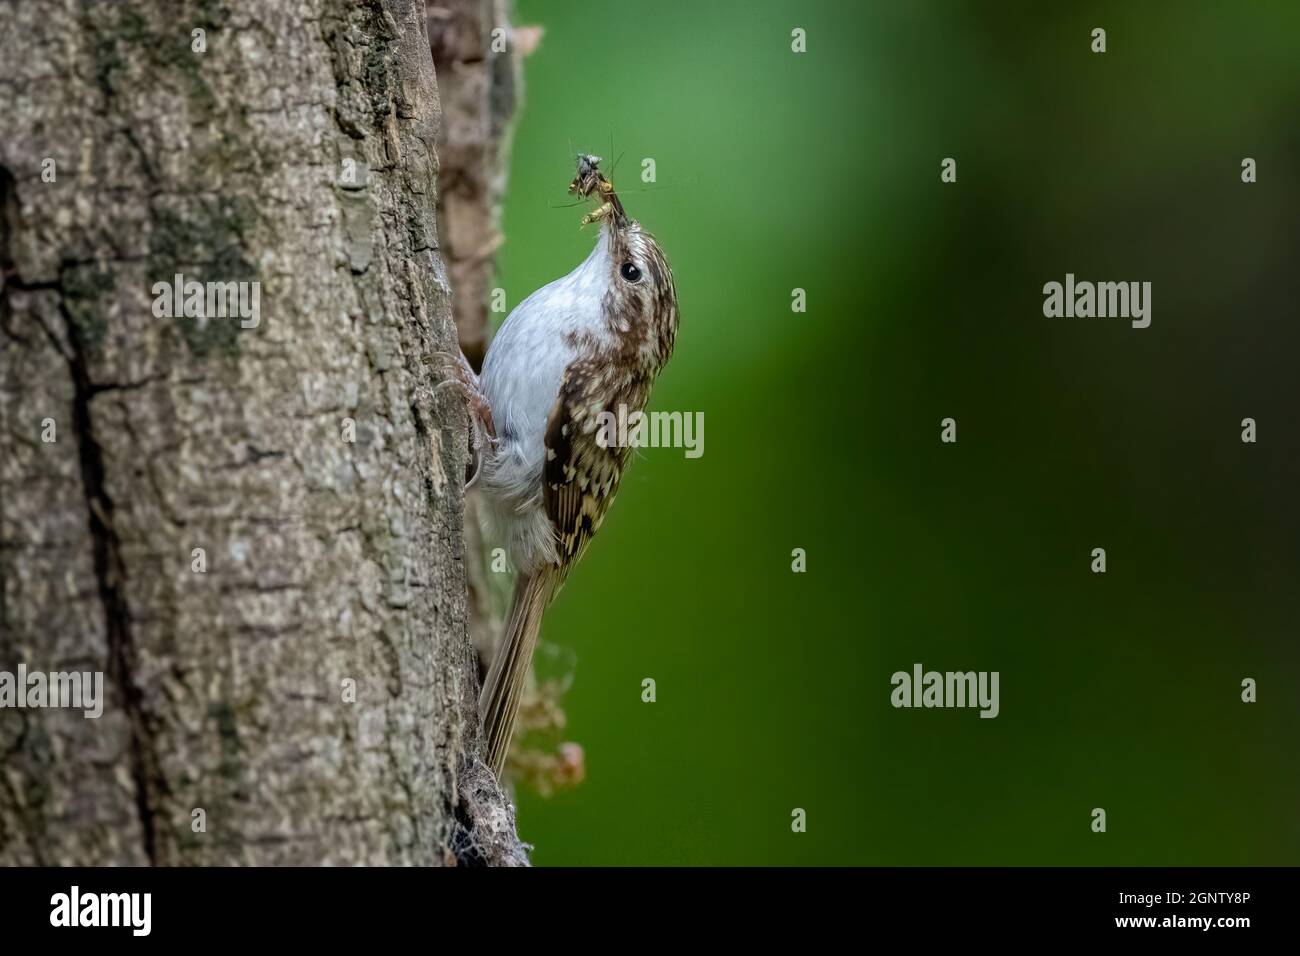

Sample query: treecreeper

[444,155,680,774]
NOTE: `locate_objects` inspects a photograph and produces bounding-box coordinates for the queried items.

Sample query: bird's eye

[620,262,642,282]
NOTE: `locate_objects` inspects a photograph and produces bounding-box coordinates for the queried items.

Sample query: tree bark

[428,0,523,371]
[0,0,526,865]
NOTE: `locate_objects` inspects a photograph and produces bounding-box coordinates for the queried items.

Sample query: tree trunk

[0,0,526,865]
[429,0,523,371]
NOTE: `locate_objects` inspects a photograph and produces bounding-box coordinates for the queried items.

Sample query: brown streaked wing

[542,364,632,570]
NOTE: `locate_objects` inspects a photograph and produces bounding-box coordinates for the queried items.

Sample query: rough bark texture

[0,0,526,865]
[428,0,522,370]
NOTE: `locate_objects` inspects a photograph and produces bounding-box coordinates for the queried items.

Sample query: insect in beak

[568,154,628,228]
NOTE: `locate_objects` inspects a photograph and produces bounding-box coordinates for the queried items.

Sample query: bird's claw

[433,351,497,440]
[433,350,498,487]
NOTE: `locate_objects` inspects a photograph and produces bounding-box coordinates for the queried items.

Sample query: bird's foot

[433,351,499,486]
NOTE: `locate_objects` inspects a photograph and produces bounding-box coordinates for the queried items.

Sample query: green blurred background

[491,0,1300,865]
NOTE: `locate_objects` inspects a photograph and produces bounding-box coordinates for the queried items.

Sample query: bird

[451,154,679,775]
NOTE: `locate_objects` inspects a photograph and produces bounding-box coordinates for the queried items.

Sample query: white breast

[478,224,614,570]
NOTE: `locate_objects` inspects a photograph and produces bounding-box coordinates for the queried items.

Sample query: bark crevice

[2,170,168,863]
[57,297,166,866]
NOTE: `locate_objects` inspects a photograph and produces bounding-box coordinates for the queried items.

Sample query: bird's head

[568,154,678,367]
